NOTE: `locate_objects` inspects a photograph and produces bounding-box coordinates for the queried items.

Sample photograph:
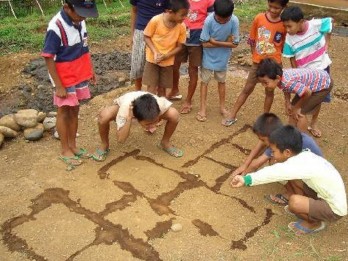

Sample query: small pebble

[171,223,183,232]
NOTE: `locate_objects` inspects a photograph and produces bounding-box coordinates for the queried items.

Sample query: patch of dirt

[0,30,347,261]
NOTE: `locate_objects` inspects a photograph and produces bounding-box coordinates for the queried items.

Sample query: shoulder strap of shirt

[55,18,68,47]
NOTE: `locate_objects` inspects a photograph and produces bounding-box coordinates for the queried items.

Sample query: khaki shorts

[142,61,173,88]
[291,82,333,114]
[175,45,202,67]
[303,183,342,222]
[201,67,226,84]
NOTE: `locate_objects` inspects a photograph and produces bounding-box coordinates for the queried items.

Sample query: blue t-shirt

[264,132,323,158]
[200,13,239,71]
[130,0,168,30]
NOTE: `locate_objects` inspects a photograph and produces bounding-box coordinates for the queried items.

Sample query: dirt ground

[0,31,348,260]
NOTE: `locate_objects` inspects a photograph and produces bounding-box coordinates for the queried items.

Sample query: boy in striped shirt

[256,58,332,136]
[281,6,333,137]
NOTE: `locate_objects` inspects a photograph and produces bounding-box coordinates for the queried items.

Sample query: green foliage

[234,0,267,22]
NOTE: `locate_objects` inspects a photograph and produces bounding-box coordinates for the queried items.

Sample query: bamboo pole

[7,0,17,19]
[35,0,45,16]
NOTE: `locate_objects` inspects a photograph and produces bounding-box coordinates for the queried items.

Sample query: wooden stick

[8,0,17,19]
[35,0,45,16]
[118,0,124,8]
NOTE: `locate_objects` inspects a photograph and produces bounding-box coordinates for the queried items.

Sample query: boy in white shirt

[231,125,347,235]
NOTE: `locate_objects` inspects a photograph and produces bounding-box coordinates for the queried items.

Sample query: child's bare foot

[180,103,192,114]
[307,126,322,138]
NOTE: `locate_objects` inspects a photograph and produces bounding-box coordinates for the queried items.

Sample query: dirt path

[0,34,347,260]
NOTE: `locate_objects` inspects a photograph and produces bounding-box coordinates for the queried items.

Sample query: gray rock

[47,111,57,117]
[43,117,56,130]
[24,123,44,141]
[0,126,18,138]
[0,114,21,131]
[14,109,38,128]
[0,133,4,147]
[37,112,47,123]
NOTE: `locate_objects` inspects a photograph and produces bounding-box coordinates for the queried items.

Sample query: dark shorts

[142,61,173,88]
[174,45,202,67]
[303,183,342,222]
[291,82,333,114]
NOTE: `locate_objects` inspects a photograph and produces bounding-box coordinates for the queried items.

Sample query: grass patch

[0,0,267,55]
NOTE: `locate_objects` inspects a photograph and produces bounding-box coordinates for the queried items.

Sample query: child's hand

[291,107,304,121]
[230,175,245,188]
[209,38,217,44]
[226,35,234,42]
[285,102,292,116]
[154,52,165,63]
[55,85,67,98]
[232,165,247,177]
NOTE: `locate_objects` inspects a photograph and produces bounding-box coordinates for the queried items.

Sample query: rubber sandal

[74,148,91,159]
[196,113,207,122]
[158,144,184,158]
[168,94,183,100]
[264,194,289,206]
[288,220,326,235]
[221,118,237,127]
[91,148,110,162]
[59,155,82,171]
[284,205,296,216]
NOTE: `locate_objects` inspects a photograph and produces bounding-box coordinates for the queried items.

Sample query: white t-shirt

[113,91,172,130]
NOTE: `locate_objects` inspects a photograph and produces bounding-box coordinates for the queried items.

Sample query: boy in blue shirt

[196,0,239,122]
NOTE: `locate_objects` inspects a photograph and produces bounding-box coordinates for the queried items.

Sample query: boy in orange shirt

[143,0,189,97]
[222,0,288,126]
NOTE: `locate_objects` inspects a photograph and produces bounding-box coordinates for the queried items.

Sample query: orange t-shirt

[144,14,186,67]
[248,13,285,64]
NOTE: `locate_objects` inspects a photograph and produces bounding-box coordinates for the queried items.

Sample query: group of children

[41,0,346,236]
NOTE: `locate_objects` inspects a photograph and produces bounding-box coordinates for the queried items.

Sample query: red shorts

[53,80,91,107]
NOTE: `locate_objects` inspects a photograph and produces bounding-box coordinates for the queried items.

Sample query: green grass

[0,0,267,55]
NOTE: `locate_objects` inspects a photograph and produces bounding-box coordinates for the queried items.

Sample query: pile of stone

[0,109,57,148]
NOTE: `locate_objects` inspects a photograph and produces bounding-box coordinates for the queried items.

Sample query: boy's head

[64,0,98,22]
[269,125,303,162]
[252,113,283,145]
[256,58,283,90]
[132,94,161,129]
[267,0,289,20]
[166,0,190,24]
[214,0,234,24]
[281,6,305,35]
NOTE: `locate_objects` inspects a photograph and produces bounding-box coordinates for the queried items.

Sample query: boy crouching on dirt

[91,91,183,161]
[230,125,347,235]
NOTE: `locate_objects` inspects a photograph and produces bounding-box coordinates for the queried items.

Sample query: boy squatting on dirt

[91,91,183,161]
[231,125,347,235]
[231,113,322,206]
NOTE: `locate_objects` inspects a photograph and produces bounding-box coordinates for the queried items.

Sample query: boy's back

[200,13,239,71]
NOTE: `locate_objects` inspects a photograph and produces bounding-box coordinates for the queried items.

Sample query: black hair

[65,0,74,9]
[256,58,283,79]
[214,0,234,18]
[269,125,303,154]
[132,94,160,121]
[252,113,283,137]
[268,0,289,8]
[167,0,190,13]
[281,6,304,22]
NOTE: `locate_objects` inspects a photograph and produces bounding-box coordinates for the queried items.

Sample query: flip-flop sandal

[288,220,326,235]
[264,194,289,206]
[59,155,82,171]
[284,205,296,216]
[180,105,192,114]
[74,148,91,159]
[221,118,237,127]
[91,148,110,162]
[196,113,207,122]
[168,94,183,101]
[307,127,322,138]
[158,144,184,158]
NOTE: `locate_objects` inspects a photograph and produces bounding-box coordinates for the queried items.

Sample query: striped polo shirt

[41,9,93,88]
[282,18,332,70]
[278,68,331,97]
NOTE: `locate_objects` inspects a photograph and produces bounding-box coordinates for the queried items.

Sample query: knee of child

[288,195,301,212]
